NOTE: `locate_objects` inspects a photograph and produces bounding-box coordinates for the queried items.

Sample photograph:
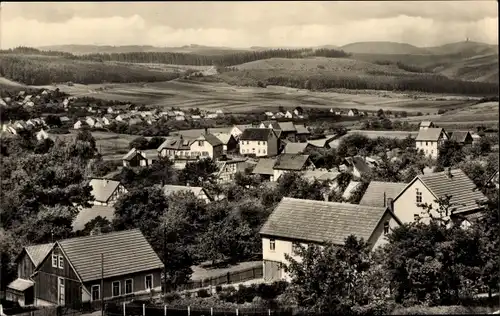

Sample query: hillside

[425,41,498,56]
[38,44,250,56]
[0,54,181,85]
[340,42,426,55]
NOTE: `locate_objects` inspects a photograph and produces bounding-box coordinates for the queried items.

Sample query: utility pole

[163,225,167,297]
[101,253,104,316]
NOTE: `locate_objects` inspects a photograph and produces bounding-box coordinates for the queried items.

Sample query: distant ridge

[36,41,497,56]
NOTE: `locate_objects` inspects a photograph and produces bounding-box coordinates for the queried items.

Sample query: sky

[1,1,498,49]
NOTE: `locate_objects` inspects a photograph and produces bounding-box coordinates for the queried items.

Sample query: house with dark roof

[359,181,407,208]
[158,133,223,161]
[72,205,116,233]
[259,197,402,282]
[230,124,253,139]
[294,124,311,142]
[342,156,372,179]
[122,148,147,167]
[6,243,54,306]
[239,128,279,157]
[29,230,163,307]
[88,179,128,206]
[448,131,473,146]
[162,184,212,203]
[252,158,278,181]
[273,154,315,181]
[415,127,449,159]
[392,168,488,226]
[306,135,338,149]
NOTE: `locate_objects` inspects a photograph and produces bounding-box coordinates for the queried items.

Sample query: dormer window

[58,255,64,269]
[52,254,58,268]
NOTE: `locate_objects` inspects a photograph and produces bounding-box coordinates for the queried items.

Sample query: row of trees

[0,54,180,85]
[216,71,499,95]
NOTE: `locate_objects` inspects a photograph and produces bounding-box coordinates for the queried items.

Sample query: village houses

[162,184,213,203]
[239,128,279,158]
[391,168,488,227]
[272,154,315,181]
[415,127,449,159]
[259,197,402,282]
[157,133,224,161]
[88,179,128,206]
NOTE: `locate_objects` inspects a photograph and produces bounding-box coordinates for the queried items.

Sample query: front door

[58,277,65,306]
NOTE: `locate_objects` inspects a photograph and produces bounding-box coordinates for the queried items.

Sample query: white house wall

[393,179,439,224]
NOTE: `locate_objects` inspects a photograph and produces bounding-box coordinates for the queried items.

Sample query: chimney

[383,192,387,207]
[186,182,190,187]
[447,167,453,178]
[323,192,329,202]
[387,198,394,212]
[204,127,208,134]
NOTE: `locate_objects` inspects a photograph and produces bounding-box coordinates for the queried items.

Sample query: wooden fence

[177,265,263,291]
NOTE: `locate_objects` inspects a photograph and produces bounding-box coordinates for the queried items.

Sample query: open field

[49,131,146,157]
[35,79,480,115]
[399,101,499,129]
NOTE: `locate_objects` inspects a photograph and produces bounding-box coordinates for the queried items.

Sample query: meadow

[37,79,480,115]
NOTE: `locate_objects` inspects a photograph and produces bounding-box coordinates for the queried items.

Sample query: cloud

[1,3,498,49]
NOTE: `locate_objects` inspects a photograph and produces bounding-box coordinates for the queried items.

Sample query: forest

[0,54,180,85]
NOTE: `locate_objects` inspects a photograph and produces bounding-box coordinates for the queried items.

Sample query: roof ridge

[282,197,386,210]
[59,228,141,244]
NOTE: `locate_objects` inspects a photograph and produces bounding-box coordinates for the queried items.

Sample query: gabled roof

[278,122,296,133]
[302,170,340,182]
[394,169,488,214]
[273,154,311,171]
[260,197,400,245]
[158,137,195,152]
[7,279,34,292]
[123,148,144,161]
[420,121,434,127]
[162,185,210,200]
[294,124,310,135]
[233,124,252,133]
[359,181,407,207]
[307,135,337,148]
[349,109,359,114]
[342,180,362,200]
[72,205,115,232]
[449,131,472,143]
[51,229,163,282]
[284,142,310,154]
[213,132,234,145]
[240,128,275,141]
[252,158,277,176]
[24,243,54,267]
[416,128,447,141]
[200,133,223,147]
[89,179,122,203]
[345,156,372,176]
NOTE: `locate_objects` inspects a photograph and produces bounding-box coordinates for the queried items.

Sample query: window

[125,279,133,295]
[112,281,121,297]
[292,242,301,255]
[269,239,276,251]
[383,222,390,235]
[252,148,255,152]
[91,285,100,301]
[258,141,261,145]
[414,214,420,221]
[416,189,422,203]
[58,255,64,269]
[263,149,266,154]
[426,141,428,146]
[431,150,433,155]
[198,140,204,146]
[145,275,153,290]
[258,149,261,154]
[52,254,58,268]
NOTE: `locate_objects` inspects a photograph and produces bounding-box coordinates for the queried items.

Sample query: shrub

[196,289,211,298]
[215,285,223,293]
[437,109,447,114]
[390,305,489,315]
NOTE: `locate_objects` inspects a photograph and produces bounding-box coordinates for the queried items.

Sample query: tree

[148,136,165,149]
[45,115,62,127]
[278,106,285,113]
[383,197,485,305]
[377,109,385,118]
[75,129,97,153]
[436,140,465,170]
[179,158,219,186]
[129,136,149,150]
[284,236,377,314]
